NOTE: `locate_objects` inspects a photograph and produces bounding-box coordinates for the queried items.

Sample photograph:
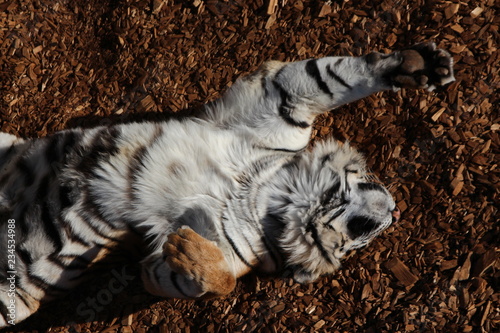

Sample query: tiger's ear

[293,268,320,284]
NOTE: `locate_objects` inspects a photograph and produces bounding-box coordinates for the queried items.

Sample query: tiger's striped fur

[0,42,453,326]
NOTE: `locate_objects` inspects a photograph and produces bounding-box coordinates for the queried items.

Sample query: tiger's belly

[87,121,288,278]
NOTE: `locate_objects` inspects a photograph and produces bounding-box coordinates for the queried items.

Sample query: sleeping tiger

[0,42,454,327]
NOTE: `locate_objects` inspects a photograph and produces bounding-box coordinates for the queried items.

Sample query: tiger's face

[335,172,399,252]
[275,140,399,283]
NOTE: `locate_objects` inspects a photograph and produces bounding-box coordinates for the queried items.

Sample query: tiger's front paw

[391,42,455,91]
[163,226,236,297]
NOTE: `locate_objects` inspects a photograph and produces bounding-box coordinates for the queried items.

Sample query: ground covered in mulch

[1,0,498,332]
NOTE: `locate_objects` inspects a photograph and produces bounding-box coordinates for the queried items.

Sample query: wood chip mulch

[1,0,498,332]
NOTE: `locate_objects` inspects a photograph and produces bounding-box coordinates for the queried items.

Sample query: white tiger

[0,42,454,327]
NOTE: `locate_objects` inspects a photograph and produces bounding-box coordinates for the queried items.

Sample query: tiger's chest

[90,121,255,222]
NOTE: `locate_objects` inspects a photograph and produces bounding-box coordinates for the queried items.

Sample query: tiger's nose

[392,207,401,223]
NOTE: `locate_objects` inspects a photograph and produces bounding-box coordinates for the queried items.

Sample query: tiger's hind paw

[391,42,455,91]
[163,226,236,297]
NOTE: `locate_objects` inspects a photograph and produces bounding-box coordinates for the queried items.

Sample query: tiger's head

[269,140,399,283]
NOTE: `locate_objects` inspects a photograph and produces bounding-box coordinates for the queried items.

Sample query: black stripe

[321,181,341,207]
[343,168,351,193]
[14,287,32,309]
[0,142,15,162]
[329,207,346,221]
[27,274,70,293]
[36,177,65,252]
[67,231,92,247]
[127,144,149,201]
[81,190,119,231]
[305,221,333,264]
[0,140,29,188]
[63,131,78,150]
[77,206,121,243]
[15,205,31,236]
[358,182,386,193]
[264,211,290,270]
[128,125,164,202]
[46,255,70,270]
[58,211,92,247]
[16,159,36,188]
[221,218,255,269]
[0,265,6,280]
[40,200,64,252]
[76,127,120,176]
[321,153,332,165]
[326,64,352,90]
[0,173,9,189]
[262,75,270,97]
[73,194,123,245]
[305,59,333,97]
[170,271,190,298]
[59,254,92,267]
[272,80,310,129]
[0,301,8,322]
[260,235,282,269]
[45,131,78,174]
[17,248,33,266]
[48,254,89,270]
[59,185,75,210]
[260,145,306,153]
[97,127,120,157]
[26,274,50,290]
[44,134,63,163]
[281,156,301,174]
[324,207,347,230]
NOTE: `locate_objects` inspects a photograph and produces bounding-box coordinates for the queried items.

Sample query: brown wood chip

[385,258,420,287]
[2,0,497,332]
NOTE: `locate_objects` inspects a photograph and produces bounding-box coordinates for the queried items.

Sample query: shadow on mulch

[6,265,159,332]
[64,106,204,130]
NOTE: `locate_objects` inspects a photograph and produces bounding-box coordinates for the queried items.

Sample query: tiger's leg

[211,42,454,151]
[271,41,455,116]
[141,227,236,299]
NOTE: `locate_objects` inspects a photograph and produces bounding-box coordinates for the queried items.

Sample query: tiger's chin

[279,221,344,284]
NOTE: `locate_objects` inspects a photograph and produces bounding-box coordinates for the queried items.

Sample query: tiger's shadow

[63,105,203,130]
[8,263,152,332]
[9,264,263,332]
